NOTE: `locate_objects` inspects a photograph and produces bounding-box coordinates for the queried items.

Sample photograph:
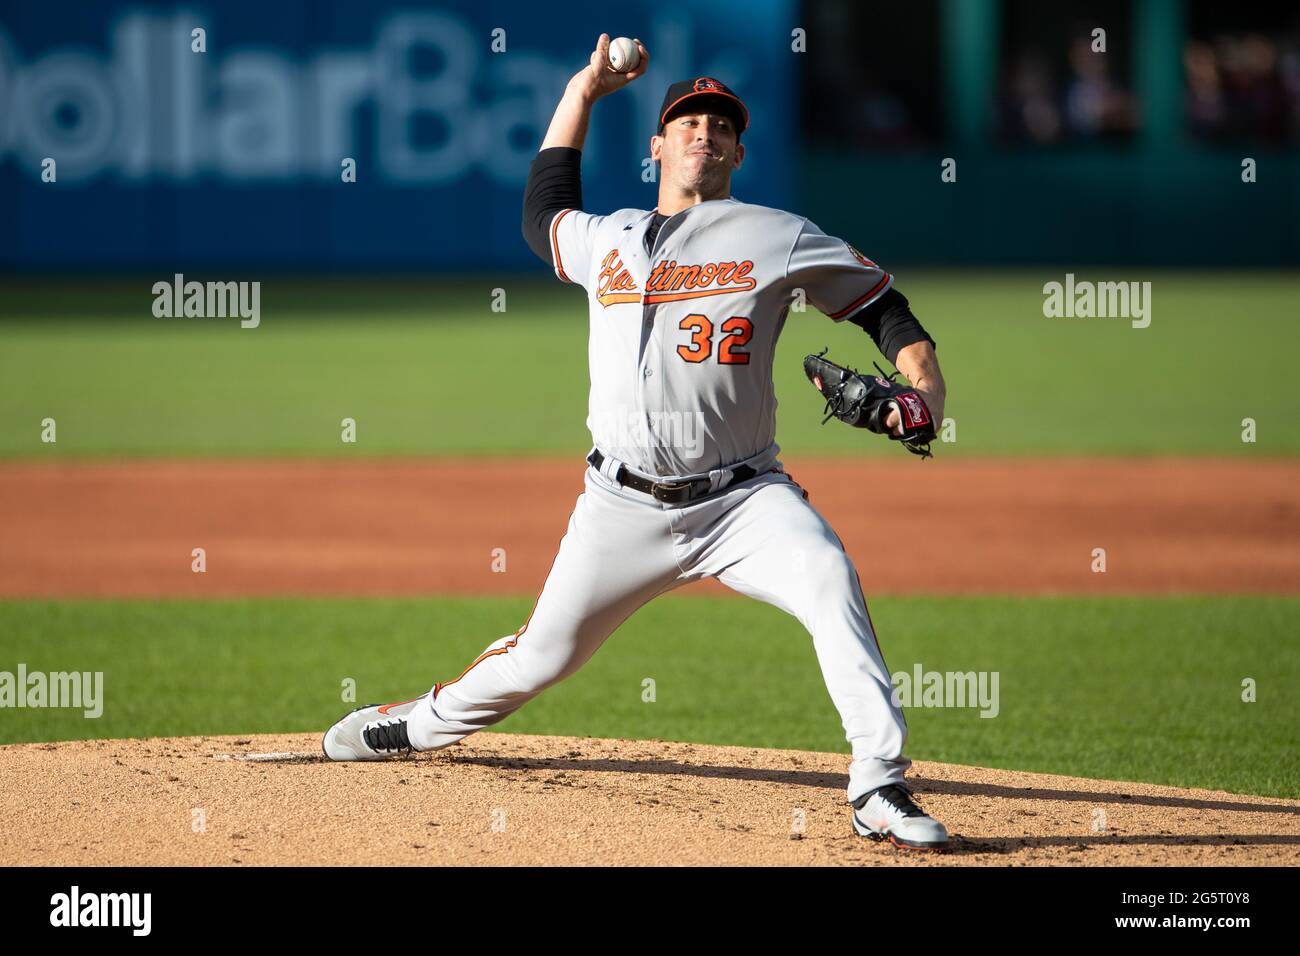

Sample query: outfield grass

[2,272,1297,456]
[1,595,1295,798]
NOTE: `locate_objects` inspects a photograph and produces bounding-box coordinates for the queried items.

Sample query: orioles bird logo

[694,77,724,92]
[846,243,877,268]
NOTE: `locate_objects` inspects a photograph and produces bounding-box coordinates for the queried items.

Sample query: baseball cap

[657,76,749,137]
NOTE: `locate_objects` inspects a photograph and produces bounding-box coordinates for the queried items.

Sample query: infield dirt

[2,731,1297,866]
[2,456,1297,597]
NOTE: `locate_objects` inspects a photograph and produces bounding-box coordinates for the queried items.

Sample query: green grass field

[1,595,1296,798]
[2,272,1298,456]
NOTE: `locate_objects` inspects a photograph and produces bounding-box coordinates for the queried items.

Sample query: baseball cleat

[851,783,950,850]
[322,696,426,761]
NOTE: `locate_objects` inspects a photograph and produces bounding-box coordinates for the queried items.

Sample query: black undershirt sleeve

[522,146,584,265]
[846,287,936,366]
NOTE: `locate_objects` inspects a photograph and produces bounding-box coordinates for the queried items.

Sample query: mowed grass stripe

[1,273,1297,455]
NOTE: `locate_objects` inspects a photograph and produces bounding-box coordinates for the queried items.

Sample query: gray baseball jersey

[548,198,893,477]
[399,195,914,809]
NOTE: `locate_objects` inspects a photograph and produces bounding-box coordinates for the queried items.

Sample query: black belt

[587,449,760,504]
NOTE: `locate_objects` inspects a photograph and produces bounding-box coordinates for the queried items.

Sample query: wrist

[911,374,944,401]
[565,75,600,106]
[911,381,944,418]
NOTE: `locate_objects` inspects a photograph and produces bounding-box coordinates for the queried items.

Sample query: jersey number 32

[676,314,753,365]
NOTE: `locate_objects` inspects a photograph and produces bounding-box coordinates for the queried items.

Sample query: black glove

[804,349,936,458]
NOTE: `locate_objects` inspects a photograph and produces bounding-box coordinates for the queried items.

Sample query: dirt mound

[2,457,1298,597]
[2,732,1296,866]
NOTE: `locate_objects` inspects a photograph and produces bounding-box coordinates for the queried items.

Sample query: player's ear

[733,142,744,169]
[650,135,662,161]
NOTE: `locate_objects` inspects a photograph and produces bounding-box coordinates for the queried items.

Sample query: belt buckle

[650,479,687,503]
[651,477,710,503]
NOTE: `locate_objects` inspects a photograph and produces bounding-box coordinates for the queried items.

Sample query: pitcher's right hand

[571,34,649,101]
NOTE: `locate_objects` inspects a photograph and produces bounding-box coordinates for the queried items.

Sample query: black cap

[657,76,749,137]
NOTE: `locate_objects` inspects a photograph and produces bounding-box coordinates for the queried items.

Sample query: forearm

[847,287,934,365]
[523,77,597,263]
[540,33,646,150]
[540,81,598,151]
[893,339,946,423]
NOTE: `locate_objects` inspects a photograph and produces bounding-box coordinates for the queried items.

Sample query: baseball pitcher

[324,35,951,850]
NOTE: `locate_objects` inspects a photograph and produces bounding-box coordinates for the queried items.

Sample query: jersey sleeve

[784,218,893,321]
[548,208,605,291]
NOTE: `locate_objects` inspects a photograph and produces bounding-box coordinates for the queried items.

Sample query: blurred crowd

[799,0,940,150]
[1185,32,1300,145]
[1001,27,1300,146]
[1001,36,1139,144]
[804,0,1300,150]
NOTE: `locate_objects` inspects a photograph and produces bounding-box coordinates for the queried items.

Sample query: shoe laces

[363,717,413,755]
[857,784,926,818]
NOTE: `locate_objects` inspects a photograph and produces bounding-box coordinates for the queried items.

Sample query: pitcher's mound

[3,733,1296,866]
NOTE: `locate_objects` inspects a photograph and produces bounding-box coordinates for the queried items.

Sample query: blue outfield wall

[0,0,795,271]
[2,0,1297,271]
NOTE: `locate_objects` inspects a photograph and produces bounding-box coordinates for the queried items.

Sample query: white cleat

[322,696,427,761]
[851,783,950,850]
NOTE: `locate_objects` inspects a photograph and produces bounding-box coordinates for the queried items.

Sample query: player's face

[654,112,744,198]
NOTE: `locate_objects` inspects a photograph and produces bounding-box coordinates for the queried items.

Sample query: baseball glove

[803,348,936,458]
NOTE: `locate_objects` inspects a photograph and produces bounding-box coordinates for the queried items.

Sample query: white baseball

[608,37,640,74]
